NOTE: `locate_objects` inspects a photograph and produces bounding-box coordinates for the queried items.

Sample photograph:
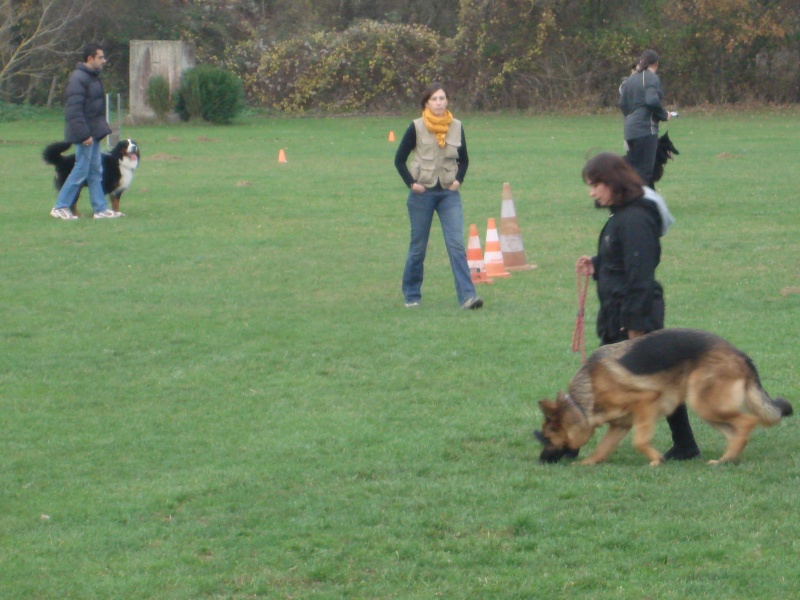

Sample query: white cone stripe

[500,235,525,252]
[501,199,517,218]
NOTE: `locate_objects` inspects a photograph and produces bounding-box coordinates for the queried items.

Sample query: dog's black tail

[42,141,73,165]
[772,397,793,418]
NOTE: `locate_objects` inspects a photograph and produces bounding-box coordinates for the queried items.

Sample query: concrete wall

[129,40,196,121]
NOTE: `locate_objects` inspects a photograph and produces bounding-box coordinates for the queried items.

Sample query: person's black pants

[626,134,658,188]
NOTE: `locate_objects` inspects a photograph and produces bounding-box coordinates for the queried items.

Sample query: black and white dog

[43,139,140,215]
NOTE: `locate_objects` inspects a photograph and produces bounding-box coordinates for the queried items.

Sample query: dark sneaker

[663,446,701,461]
[460,296,484,310]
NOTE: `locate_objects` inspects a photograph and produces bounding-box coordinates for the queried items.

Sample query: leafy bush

[175,65,245,124]
[229,20,446,113]
[146,75,172,119]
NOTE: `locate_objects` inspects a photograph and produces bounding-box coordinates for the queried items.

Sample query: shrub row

[146,66,245,124]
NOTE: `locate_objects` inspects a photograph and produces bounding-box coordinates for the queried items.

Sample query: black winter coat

[63,63,112,144]
[591,197,664,344]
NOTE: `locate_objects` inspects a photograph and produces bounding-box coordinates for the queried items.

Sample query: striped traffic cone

[499,182,536,271]
[484,218,511,279]
[467,223,493,284]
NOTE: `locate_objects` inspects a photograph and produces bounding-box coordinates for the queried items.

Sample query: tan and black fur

[535,329,792,466]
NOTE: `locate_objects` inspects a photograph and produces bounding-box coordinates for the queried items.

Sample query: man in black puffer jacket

[50,43,122,220]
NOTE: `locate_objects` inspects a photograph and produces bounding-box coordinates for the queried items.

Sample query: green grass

[1,108,799,599]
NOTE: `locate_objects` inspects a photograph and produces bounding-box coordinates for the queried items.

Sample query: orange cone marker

[483,217,511,279]
[278,149,287,163]
[467,223,494,284]
[388,131,395,142]
[499,182,536,271]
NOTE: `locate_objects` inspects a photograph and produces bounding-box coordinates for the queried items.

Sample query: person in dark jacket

[619,49,671,189]
[575,152,700,461]
[394,82,482,310]
[50,43,121,220]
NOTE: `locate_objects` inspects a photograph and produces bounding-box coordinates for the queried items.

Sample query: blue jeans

[402,187,477,305]
[54,142,108,213]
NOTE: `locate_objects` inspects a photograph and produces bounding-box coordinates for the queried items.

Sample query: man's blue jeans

[402,187,477,305]
[54,142,108,213]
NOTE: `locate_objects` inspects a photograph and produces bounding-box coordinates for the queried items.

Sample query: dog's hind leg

[690,376,759,464]
[707,414,760,465]
[579,423,631,465]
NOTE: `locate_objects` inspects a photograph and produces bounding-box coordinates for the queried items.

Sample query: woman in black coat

[576,152,700,461]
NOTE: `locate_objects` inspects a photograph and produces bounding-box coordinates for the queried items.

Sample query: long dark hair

[638,49,659,70]
[582,152,644,206]
[420,82,447,110]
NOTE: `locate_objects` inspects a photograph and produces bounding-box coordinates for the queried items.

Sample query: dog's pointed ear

[539,398,558,416]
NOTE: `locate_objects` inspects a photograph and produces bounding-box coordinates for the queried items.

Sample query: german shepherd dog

[43,139,140,216]
[652,132,679,184]
[535,329,792,466]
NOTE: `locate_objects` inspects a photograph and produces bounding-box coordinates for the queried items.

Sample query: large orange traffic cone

[388,131,395,142]
[467,223,493,284]
[483,217,511,279]
[499,182,536,271]
[278,149,287,163]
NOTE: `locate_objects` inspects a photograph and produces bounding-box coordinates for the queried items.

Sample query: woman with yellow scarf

[394,83,483,310]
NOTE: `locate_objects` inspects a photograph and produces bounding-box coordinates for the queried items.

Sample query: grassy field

[1,107,799,599]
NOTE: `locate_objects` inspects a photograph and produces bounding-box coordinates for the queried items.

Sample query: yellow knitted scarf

[422,108,453,148]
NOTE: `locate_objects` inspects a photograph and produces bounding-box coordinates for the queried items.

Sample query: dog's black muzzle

[533,430,580,464]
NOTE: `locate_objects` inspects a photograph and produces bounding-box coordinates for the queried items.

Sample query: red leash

[571,272,591,363]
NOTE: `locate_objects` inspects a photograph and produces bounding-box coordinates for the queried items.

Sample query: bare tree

[0,0,94,99]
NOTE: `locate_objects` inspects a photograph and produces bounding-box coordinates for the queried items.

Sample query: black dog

[653,132,679,185]
[43,139,140,215]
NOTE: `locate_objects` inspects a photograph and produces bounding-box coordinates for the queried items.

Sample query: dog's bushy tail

[771,397,793,418]
[744,355,793,424]
[42,141,72,165]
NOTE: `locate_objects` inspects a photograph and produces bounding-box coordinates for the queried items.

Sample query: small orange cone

[467,223,494,284]
[483,217,511,279]
[499,182,536,271]
[388,131,395,142]
[278,149,287,163]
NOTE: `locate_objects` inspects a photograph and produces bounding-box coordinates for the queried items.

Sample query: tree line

[2,0,798,112]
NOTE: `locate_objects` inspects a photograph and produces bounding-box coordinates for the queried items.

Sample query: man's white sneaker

[93,209,124,219]
[50,207,78,220]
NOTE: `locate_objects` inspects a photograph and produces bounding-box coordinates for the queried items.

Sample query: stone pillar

[129,40,196,121]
